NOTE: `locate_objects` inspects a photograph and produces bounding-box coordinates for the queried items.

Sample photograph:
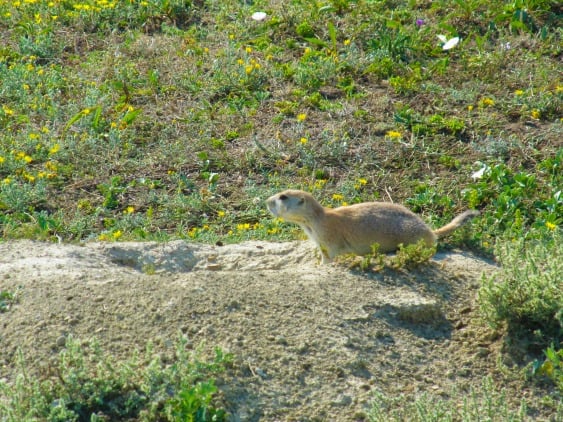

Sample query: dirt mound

[0,240,531,420]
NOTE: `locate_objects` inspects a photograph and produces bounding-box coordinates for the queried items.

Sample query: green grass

[0,0,561,418]
[0,0,560,245]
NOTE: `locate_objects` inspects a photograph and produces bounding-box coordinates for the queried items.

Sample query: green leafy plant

[97,176,126,210]
[0,336,231,421]
[0,289,20,313]
[464,161,562,237]
[390,240,437,270]
[349,240,436,272]
[479,230,562,349]
[366,23,413,64]
[533,345,563,393]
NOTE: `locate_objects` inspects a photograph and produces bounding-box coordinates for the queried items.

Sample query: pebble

[275,335,288,346]
[55,335,66,347]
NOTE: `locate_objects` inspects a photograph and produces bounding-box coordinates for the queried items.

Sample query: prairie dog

[266,189,479,264]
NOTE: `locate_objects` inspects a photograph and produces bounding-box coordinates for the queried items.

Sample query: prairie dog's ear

[278,193,288,201]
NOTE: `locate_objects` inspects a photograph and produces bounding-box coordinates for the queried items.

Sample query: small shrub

[479,230,562,349]
[0,336,231,422]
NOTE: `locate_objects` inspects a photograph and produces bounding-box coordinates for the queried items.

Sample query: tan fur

[266,189,479,264]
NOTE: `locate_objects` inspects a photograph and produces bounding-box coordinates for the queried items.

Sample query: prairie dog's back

[325,202,436,254]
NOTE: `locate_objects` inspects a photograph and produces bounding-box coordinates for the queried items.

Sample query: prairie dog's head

[266,190,323,224]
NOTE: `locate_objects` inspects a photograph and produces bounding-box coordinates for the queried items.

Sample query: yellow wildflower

[245,46,252,53]
[0,156,5,164]
[332,194,344,201]
[314,179,327,189]
[125,206,135,214]
[297,113,307,122]
[357,178,367,185]
[531,109,540,119]
[16,152,32,163]
[218,210,226,217]
[546,222,556,231]
[45,161,57,171]
[514,89,524,96]
[344,39,351,46]
[300,137,308,145]
[386,130,402,139]
[480,97,495,107]
[112,230,123,240]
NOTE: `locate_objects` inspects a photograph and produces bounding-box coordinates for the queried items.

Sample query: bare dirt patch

[0,240,555,420]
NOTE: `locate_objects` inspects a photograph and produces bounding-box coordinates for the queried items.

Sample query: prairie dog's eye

[279,194,288,201]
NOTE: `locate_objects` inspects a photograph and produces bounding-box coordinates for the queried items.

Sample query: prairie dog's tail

[433,210,480,238]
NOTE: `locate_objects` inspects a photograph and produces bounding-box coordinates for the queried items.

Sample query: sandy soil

[0,240,558,420]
